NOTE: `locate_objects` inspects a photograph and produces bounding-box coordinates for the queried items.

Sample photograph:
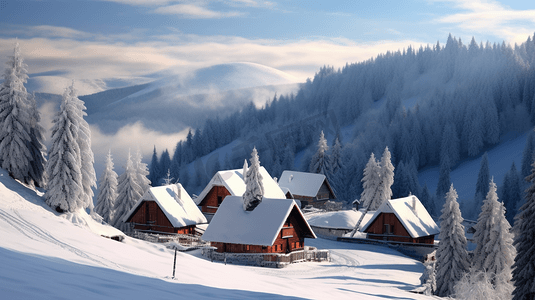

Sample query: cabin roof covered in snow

[194,167,286,204]
[307,209,374,230]
[201,196,316,246]
[360,196,440,238]
[278,170,334,198]
[124,184,207,227]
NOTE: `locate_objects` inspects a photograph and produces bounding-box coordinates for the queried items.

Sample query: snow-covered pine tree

[112,152,142,232]
[68,83,96,212]
[0,43,38,185]
[473,152,490,218]
[133,147,151,194]
[309,131,330,175]
[242,159,248,179]
[26,92,46,187]
[520,131,534,179]
[435,184,470,297]
[473,179,515,298]
[378,146,394,203]
[512,157,535,300]
[243,147,264,211]
[45,86,84,213]
[95,150,118,224]
[361,153,382,210]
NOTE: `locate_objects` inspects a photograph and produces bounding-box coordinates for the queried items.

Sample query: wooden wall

[198,186,231,214]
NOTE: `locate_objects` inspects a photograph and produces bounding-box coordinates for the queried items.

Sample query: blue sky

[1,0,534,82]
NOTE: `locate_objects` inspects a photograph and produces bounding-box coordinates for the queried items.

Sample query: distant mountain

[34,62,301,134]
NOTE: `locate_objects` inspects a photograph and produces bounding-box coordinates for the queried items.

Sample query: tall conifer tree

[95,150,118,224]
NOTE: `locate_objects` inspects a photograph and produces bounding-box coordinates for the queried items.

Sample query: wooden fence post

[172,248,177,279]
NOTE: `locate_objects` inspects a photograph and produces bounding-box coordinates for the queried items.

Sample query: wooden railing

[202,246,330,268]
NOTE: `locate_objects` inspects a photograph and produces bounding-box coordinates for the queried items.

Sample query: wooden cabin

[195,167,286,220]
[123,184,207,235]
[201,196,316,254]
[278,171,337,208]
[360,196,439,244]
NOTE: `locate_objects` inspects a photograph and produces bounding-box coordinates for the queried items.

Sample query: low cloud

[154,4,244,18]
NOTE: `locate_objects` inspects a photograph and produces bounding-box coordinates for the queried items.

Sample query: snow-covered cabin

[123,184,207,235]
[201,196,316,254]
[195,167,286,219]
[360,196,439,244]
[278,171,336,208]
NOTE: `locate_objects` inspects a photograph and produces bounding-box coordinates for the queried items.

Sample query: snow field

[0,168,433,299]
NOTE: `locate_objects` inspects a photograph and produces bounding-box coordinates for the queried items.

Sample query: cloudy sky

[1,0,534,83]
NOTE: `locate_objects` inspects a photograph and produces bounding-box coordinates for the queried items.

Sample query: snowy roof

[360,196,440,238]
[307,210,374,230]
[124,184,207,227]
[194,167,286,205]
[201,196,316,246]
[278,171,334,198]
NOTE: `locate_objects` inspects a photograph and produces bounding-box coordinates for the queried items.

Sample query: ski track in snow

[0,208,125,272]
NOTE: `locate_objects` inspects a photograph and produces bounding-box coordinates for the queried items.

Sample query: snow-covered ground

[0,168,434,299]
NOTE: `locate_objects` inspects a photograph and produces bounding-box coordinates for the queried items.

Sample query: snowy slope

[0,167,433,299]
[419,132,528,211]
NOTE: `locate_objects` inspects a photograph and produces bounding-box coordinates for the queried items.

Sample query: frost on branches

[112,152,142,232]
[45,85,85,213]
[309,131,330,175]
[361,147,394,211]
[0,43,46,187]
[95,150,118,224]
[68,83,96,212]
[243,147,264,211]
[435,184,469,297]
[512,157,535,300]
[472,179,514,298]
[133,147,151,194]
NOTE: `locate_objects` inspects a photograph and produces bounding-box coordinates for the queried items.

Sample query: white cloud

[0,31,426,87]
[153,3,244,18]
[431,0,535,43]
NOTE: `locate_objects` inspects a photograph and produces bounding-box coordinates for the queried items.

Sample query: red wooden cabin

[201,196,316,254]
[278,171,337,208]
[360,196,439,244]
[123,184,207,235]
[195,167,286,219]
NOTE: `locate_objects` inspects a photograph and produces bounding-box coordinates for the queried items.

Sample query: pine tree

[0,42,40,185]
[148,146,160,186]
[26,92,47,187]
[473,152,490,218]
[68,83,96,212]
[330,137,342,175]
[435,184,470,297]
[520,131,534,179]
[512,157,535,300]
[309,131,330,175]
[501,162,522,224]
[158,149,171,184]
[112,152,142,232]
[378,146,394,203]
[243,147,264,211]
[133,147,151,194]
[361,153,382,210]
[472,179,515,297]
[45,86,84,213]
[436,155,451,206]
[95,150,118,224]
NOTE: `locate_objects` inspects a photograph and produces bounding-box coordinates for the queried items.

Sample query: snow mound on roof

[202,196,314,246]
[307,210,374,230]
[125,184,206,227]
[361,196,440,238]
[278,171,326,198]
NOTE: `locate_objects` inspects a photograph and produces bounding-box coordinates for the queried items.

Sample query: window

[384,224,394,234]
[217,196,223,205]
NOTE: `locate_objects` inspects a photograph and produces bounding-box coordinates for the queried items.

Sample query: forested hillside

[153,34,535,218]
